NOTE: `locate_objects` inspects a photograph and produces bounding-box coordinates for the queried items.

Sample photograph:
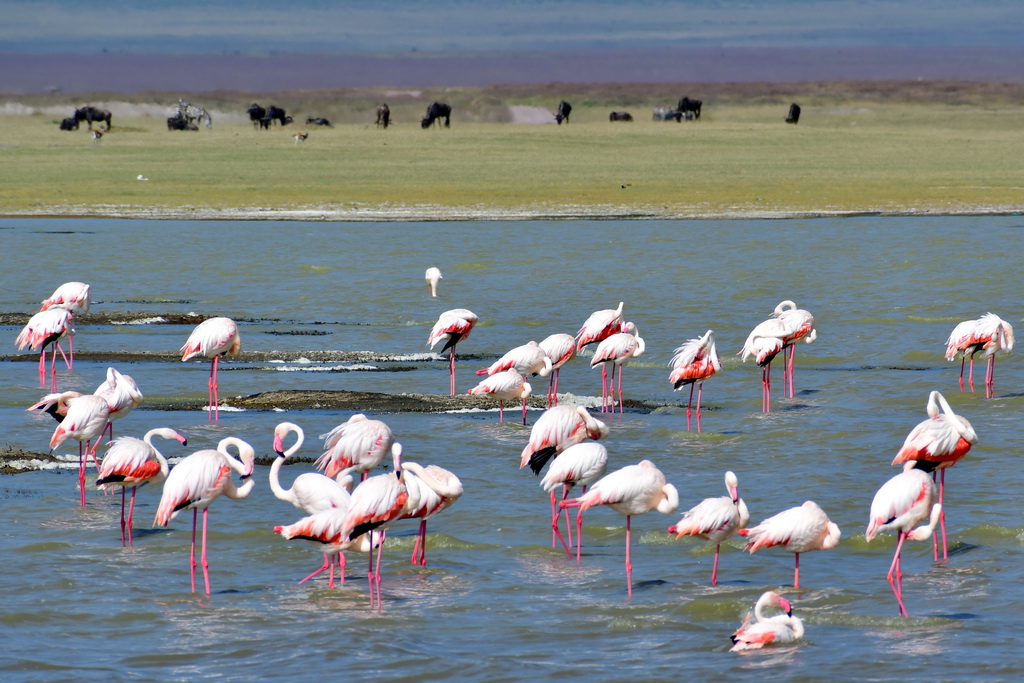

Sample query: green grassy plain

[2,87,1023,218]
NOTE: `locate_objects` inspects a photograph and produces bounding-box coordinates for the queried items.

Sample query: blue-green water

[1,216,1022,681]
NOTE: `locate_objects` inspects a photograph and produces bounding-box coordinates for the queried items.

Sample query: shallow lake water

[1,216,1022,681]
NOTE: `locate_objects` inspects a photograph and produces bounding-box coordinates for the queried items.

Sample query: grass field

[2,85,1023,219]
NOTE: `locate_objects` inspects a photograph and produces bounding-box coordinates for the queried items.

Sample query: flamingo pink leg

[449,348,458,396]
[298,553,332,584]
[189,509,198,593]
[78,442,87,506]
[616,365,625,414]
[685,384,695,431]
[958,357,966,390]
[119,488,128,545]
[521,396,529,425]
[787,345,797,398]
[200,508,211,594]
[793,552,801,589]
[126,487,138,547]
[695,383,704,433]
[625,515,633,598]
[711,544,721,585]
[967,356,976,392]
[986,355,996,398]
[498,399,505,423]
[887,532,910,617]
[550,489,572,556]
[208,356,220,420]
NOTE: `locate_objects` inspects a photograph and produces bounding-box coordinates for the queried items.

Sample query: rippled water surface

[1,216,1023,681]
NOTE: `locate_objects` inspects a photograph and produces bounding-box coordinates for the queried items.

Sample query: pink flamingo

[477,340,553,379]
[427,308,478,395]
[539,333,576,407]
[590,322,645,413]
[560,459,678,596]
[945,312,1014,397]
[866,461,942,617]
[316,413,394,482]
[468,368,533,424]
[96,427,188,546]
[668,329,721,432]
[425,267,442,297]
[35,392,109,506]
[339,443,419,608]
[399,461,464,565]
[270,422,357,584]
[890,390,976,561]
[668,471,749,585]
[93,367,144,441]
[153,437,256,594]
[740,500,841,589]
[180,317,241,420]
[730,591,804,651]
[739,300,816,412]
[274,509,379,589]
[575,301,625,352]
[520,405,609,475]
[39,281,90,367]
[15,307,74,390]
[539,441,608,559]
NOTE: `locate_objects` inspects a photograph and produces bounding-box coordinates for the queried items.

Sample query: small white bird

[137,174,149,181]
[425,267,442,297]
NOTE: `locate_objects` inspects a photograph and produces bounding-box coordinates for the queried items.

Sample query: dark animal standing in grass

[248,103,267,127]
[265,105,289,127]
[306,117,332,127]
[59,117,79,131]
[786,103,801,124]
[555,100,572,125]
[75,106,112,131]
[609,111,633,122]
[422,102,452,129]
[376,104,391,129]
[167,114,198,131]
[677,96,702,120]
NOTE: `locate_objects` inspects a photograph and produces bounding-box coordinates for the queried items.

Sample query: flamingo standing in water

[945,312,1014,398]
[269,422,357,584]
[399,461,464,565]
[274,509,380,589]
[575,301,625,352]
[730,591,804,652]
[560,459,678,596]
[93,367,144,441]
[477,340,553,380]
[316,413,394,482]
[539,333,576,407]
[741,500,841,589]
[467,368,533,424]
[33,391,109,506]
[153,437,256,594]
[590,322,645,413]
[180,317,241,420]
[96,427,188,546]
[520,405,609,475]
[425,267,442,297]
[739,300,816,412]
[668,471,749,585]
[427,308,478,395]
[668,329,721,432]
[890,390,976,561]
[15,307,74,390]
[539,441,608,559]
[866,461,941,617]
[40,281,90,368]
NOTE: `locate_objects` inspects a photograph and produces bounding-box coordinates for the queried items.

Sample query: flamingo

[668,471,750,585]
[36,392,109,506]
[730,591,804,651]
[668,330,722,432]
[575,301,625,352]
[740,500,841,589]
[467,368,533,424]
[477,340,553,378]
[15,307,74,390]
[866,461,941,617]
[180,316,241,421]
[96,428,188,546]
[590,322,645,413]
[153,437,256,594]
[399,461,464,565]
[519,404,609,475]
[93,367,144,441]
[339,443,420,608]
[427,308,478,395]
[274,509,380,589]
[39,281,90,367]
[316,413,394,481]
[945,312,1014,397]
[270,422,357,584]
[560,459,678,596]
[539,441,608,559]
[425,267,442,297]
[890,390,976,561]
[539,333,576,407]
[739,300,816,412]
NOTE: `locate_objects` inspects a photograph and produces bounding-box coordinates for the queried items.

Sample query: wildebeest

[376,103,391,129]
[262,105,289,127]
[306,117,332,127]
[609,111,633,122]
[786,103,801,124]
[75,106,112,131]
[555,100,572,125]
[167,114,198,131]
[248,103,267,127]
[677,96,702,120]
[421,102,451,129]
[59,117,79,131]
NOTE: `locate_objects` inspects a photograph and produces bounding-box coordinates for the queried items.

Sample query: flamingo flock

[13,279,1011,631]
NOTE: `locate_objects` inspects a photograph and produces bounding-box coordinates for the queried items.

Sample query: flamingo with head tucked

[16,307,74,390]
[539,333,576,406]
[590,322,644,413]
[427,308,478,395]
[669,330,721,432]
[399,461,464,565]
[575,301,625,352]
[741,500,841,589]
[180,317,241,421]
[93,367,144,441]
[520,405,609,475]
[739,300,815,412]
[668,471,749,585]
[539,441,608,559]
[316,413,394,482]
[945,312,1014,397]
[468,368,533,424]
[39,281,90,367]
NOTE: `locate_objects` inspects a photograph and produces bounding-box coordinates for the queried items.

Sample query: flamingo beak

[778,596,793,616]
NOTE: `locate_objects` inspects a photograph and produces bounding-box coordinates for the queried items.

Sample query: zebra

[176,99,212,129]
